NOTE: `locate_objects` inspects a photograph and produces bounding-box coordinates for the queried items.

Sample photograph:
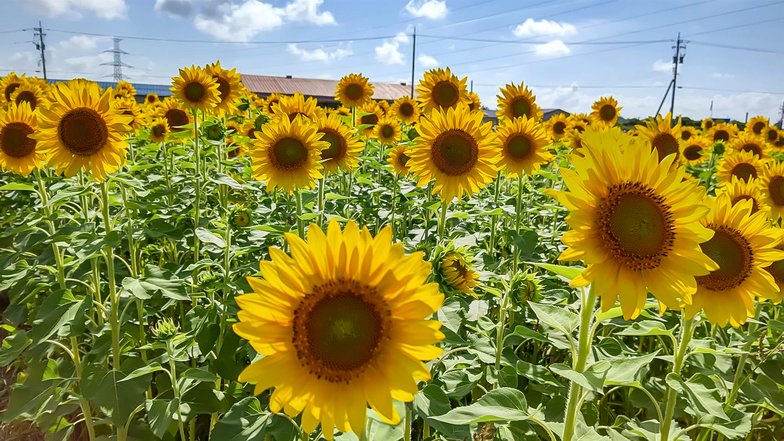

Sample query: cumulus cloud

[155,0,193,18]
[10,52,37,66]
[58,35,104,51]
[63,52,113,73]
[284,0,336,25]
[394,32,410,44]
[417,54,438,68]
[653,59,672,74]
[534,40,570,57]
[405,0,447,19]
[25,0,128,19]
[513,18,576,38]
[375,41,405,65]
[287,43,352,62]
[711,72,735,79]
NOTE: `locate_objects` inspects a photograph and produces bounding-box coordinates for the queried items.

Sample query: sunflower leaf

[430,387,530,425]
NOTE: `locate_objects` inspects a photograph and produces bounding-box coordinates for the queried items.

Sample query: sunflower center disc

[600,105,616,122]
[59,107,109,156]
[433,81,459,108]
[731,195,759,213]
[360,113,378,126]
[152,125,166,138]
[696,226,752,291]
[506,134,532,160]
[399,153,410,167]
[766,258,784,284]
[15,91,36,109]
[293,279,389,383]
[4,83,20,102]
[731,163,757,182]
[272,137,308,169]
[768,175,784,206]
[0,122,36,158]
[319,130,345,161]
[246,128,257,139]
[598,183,673,271]
[704,121,713,130]
[681,130,692,141]
[432,130,478,176]
[768,130,778,142]
[714,130,729,142]
[511,98,530,118]
[683,145,702,161]
[553,121,566,135]
[740,143,762,156]
[166,109,189,132]
[752,122,765,135]
[381,125,394,138]
[652,133,679,162]
[215,77,230,102]
[147,96,156,103]
[399,102,414,117]
[184,82,206,103]
[344,83,364,101]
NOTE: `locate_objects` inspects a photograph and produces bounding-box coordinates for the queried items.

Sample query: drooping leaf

[122,264,189,301]
[529,301,579,335]
[0,330,31,367]
[550,361,611,393]
[211,397,296,441]
[430,387,530,425]
[526,262,585,282]
[81,364,149,428]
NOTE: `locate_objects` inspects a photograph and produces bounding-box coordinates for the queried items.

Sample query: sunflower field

[0,64,783,441]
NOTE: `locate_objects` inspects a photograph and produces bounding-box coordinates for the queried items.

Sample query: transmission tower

[101,38,132,81]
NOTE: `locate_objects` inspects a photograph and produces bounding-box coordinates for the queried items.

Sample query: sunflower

[388,144,412,176]
[274,92,319,123]
[681,136,711,165]
[264,93,285,114]
[764,125,780,144]
[315,112,363,174]
[439,251,480,297]
[170,65,220,112]
[635,112,682,163]
[0,102,43,176]
[408,104,497,202]
[158,98,193,134]
[334,73,374,108]
[746,115,769,136]
[567,117,589,134]
[33,81,131,182]
[148,117,170,143]
[145,93,160,105]
[241,120,259,141]
[390,96,420,125]
[331,106,351,118]
[377,100,390,116]
[234,219,444,439]
[590,96,622,127]
[374,117,402,145]
[684,194,784,327]
[773,131,784,150]
[709,122,737,144]
[764,232,784,304]
[566,129,585,157]
[0,73,25,104]
[113,80,136,100]
[701,118,714,132]
[496,82,542,121]
[728,132,769,158]
[113,98,146,133]
[357,101,383,138]
[716,176,768,215]
[466,92,482,112]
[572,113,591,126]
[9,82,46,111]
[761,160,784,221]
[716,150,767,184]
[494,115,552,178]
[680,126,698,142]
[545,113,569,141]
[206,61,243,115]
[250,114,326,193]
[548,126,717,320]
[417,67,469,113]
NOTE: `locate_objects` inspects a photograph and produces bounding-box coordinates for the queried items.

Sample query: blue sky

[1,0,783,120]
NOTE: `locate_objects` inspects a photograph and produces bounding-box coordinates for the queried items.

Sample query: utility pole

[470,80,473,93]
[670,32,686,117]
[410,27,416,98]
[33,21,47,80]
[778,101,784,129]
[101,37,132,81]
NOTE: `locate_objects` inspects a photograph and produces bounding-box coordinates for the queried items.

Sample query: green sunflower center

[433,81,459,108]
[506,134,532,160]
[432,129,479,176]
[683,145,702,161]
[731,163,757,182]
[714,129,729,143]
[553,121,566,135]
[165,108,189,132]
[399,152,410,167]
[183,81,206,103]
[399,102,415,118]
[0,122,36,159]
[58,107,109,157]
[272,137,308,170]
[599,104,616,122]
[14,91,36,109]
[652,133,679,162]
[319,130,345,162]
[510,97,531,119]
[292,278,390,383]
[681,130,692,141]
[768,175,784,207]
[740,143,762,157]
[344,83,364,101]
[752,122,765,135]
[696,226,753,291]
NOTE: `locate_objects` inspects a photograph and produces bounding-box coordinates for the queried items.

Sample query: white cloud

[375,41,405,65]
[711,72,735,79]
[418,54,438,68]
[394,32,410,44]
[284,0,336,25]
[513,18,576,38]
[653,59,672,74]
[155,0,193,18]
[9,52,37,67]
[534,40,570,57]
[287,43,352,62]
[62,52,113,73]
[405,0,447,19]
[25,0,128,19]
[194,0,285,42]
[58,35,104,51]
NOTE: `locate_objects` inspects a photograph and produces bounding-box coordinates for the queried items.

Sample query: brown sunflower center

[704,120,713,130]
[319,130,346,161]
[292,278,390,383]
[448,256,469,279]
[432,129,478,176]
[398,152,410,168]
[765,259,784,284]
[696,225,753,291]
[381,124,395,139]
[767,175,784,207]
[574,124,585,133]
[165,108,189,132]
[183,81,206,103]
[681,130,692,141]
[510,97,531,119]
[360,113,378,126]
[731,163,757,182]
[553,121,567,135]
[399,102,415,118]
[652,133,679,162]
[740,143,763,156]
[775,138,784,148]
[4,83,20,102]
[506,134,532,160]
[599,104,616,122]
[731,195,759,213]
[767,130,778,142]
[147,95,157,103]
[151,124,166,138]
[683,145,702,161]
[246,128,257,139]
[215,77,230,103]
[714,129,729,143]
[0,122,36,158]
[752,122,765,135]
[58,108,109,157]
[14,91,36,109]
[271,137,307,170]
[432,81,459,108]
[597,182,674,271]
[344,83,364,101]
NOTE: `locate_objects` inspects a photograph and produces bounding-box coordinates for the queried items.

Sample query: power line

[689,39,784,55]
[0,29,27,35]
[417,35,673,45]
[679,86,784,95]
[685,15,784,37]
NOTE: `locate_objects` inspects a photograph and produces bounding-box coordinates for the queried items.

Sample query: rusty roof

[240,74,411,101]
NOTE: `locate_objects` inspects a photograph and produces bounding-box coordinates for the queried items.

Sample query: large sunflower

[145,93,160,105]
[716,176,768,215]
[494,115,552,178]
[680,126,698,142]
[417,67,469,113]
[590,96,622,127]
[113,98,146,133]
[315,112,363,174]
[10,82,47,111]
[250,114,327,193]
[635,112,682,163]
[709,121,737,144]
[158,98,193,135]
[728,132,769,158]
[496,82,543,121]
[206,61,243,115]
[439,252,480,297]
[0,73,25,104]
[388,144,412,176]
[335,73,374,108]
[681,136,711,166]
[408,104,497,202]
[148,117,170,143]
[762,160,784,221]
[233,219,444,440]
[374,117,402,145]
[274,92,319,123]
[764,125,780,144]
[716,150,767,184]
[171,65,220,112]
[701,118,714,132]
[746,115,769,136]
[357,101,383,138]
[548,126,717,320]
[33,81,131,182]
[390,96,420,125]
[545,113,569,141]
[113,80,136,100]
[684,194,784,327]
[0,102,43,176]
[466,92,482,112]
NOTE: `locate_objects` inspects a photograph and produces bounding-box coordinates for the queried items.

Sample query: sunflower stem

[659,313,696,441]
[512,174,524,274]
[317,171,327,227]
[494,284,512,385]
[79,173,103,325]
[167,338,188,441]
[488,172,501,256]
[562,284,597,441]
[391,174,399,240]
[100,180,122,372]
[34,168,66,290]
[438,198,449,244]
[726,301,763,407]
[404,403,412,441]
[192,108,201,308]
[296,189,304,238]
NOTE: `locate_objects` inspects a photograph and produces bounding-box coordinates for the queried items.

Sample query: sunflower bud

[151,317,179,340]
[230,206,252,229]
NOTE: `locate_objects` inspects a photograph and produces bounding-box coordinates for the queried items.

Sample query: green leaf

[147,398,179,439]
[528,301,579,335]
[181,367,218,383]
[526,262,585,282]
[196,227,226,248]
[413,385,470,440]
[430,388,529,425]
[143,219,183,240]
[550,361,611,393]
[696,409,751,439]
[0,330,31,367]
[595,302,660,322]
[516,360,563,387]
[1,379,55,421]
[603,352,659,386]
[81,365,149,429]
[511,230,539,261]
[211,397,296,441]
[122,265,189,301]
[666,373,728,421]
[510,325,550,344]
[0,183,36,191]
[121,363,166,382]
[210,173,244,190]
[616,321,674,337]
[31,289,87,342]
